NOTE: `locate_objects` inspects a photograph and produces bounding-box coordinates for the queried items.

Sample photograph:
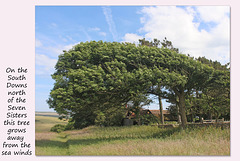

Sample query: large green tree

[151,52,214,128]
[138,38,165,124]
[48,41,154,128]
[48,40,221,129]
[138,38,181,124]
[196,57,230,120]
[136,40,215,128]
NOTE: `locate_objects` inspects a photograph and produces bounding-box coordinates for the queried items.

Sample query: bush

[94,107,126,127]
[95,112,106,126]
[139,114,159,125]
[64,119,75,130]
[50,124,66,133]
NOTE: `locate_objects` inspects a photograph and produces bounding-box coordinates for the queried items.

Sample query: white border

[0,0,239,161]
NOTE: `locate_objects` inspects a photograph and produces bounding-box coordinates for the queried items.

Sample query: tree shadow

[67,127,182,147]
[36,126,182,151]
[151,126,182,138]
[67,137,121,147]
[35,140,67,149]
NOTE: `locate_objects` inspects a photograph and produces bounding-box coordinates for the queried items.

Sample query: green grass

[35,113,70,155]
[35,112,60,117]
[35,112,68,132]
[65,126,230,155]
[36,114,230,156]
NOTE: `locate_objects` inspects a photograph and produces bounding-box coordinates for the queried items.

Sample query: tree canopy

[48,40,230,129]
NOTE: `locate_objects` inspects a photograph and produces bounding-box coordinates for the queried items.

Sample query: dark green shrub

[50,124,66,133]
[139,114,159,125]
[64,119,75,130]
[95,112,106,126]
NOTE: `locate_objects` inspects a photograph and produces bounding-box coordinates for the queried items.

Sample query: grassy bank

[66,126,229,155]
[36,115,230,156]
[35,112,68,132]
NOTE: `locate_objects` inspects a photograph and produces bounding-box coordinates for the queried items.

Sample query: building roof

[149,110,171,116]
[126,109,171,119]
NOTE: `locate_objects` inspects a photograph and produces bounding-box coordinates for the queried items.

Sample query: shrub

[95,112,106,126]
[94,107,126,127]
[50,124,66,133]
[64,119,75,130]
[139,114,159,125]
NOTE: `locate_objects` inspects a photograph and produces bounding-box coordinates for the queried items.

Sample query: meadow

[35,112,68,132]
[35,113,230,156]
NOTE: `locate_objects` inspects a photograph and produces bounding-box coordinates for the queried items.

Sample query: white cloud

[50,22,57,28]
[79,26,91,41]
[126,6,230,64]
[35,39,42,47]
[88,27,101,31]
[36,41,81,76]
[66,35,74,42]
[122,33,143,44]
[99,32,107,37]
[59,35,75,42]
[196,6,229,23]
[64,43,77,51]
[102,7,118,41]
[88,27,107,37]
[46,42,79,55]
[36,54,56,67]
[35,54,57,75]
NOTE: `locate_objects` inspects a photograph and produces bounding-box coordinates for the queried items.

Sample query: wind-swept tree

[196,57,230,120]
[48,41,155,128]
[48,40,219,129]
[138,38,165,124]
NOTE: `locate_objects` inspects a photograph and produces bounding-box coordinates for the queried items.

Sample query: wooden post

[200,117,204,124]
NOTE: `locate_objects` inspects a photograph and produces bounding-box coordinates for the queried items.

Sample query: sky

[35,6,230,112]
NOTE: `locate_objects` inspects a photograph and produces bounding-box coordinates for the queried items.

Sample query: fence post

[200,117,204,124]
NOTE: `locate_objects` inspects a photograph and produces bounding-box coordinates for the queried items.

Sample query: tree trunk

[158,95,164,124]
[177,104,181,124]
[138,118,141,125]
[191,113,194,123]
[199,113,203,123]
[178,92,187,128]
[208,111,212,120]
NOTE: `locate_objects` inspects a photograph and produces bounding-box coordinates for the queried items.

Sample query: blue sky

[35,6,230,112]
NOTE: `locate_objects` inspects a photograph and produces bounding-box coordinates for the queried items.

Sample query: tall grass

[66,125,230,155]
[36,115,230,156]
[35,115,67,132]
[35,115,69,155]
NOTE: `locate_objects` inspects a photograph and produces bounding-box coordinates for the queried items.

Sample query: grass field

[35,112,68,132]
[35,113,230,156]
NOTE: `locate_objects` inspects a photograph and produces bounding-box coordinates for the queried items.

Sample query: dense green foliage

[50,124,66,133]
[48,40,230,129]
[50,119,75,132]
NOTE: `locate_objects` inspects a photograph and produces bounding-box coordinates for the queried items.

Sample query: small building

[149,110,177,121]
[123,108,175,126]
